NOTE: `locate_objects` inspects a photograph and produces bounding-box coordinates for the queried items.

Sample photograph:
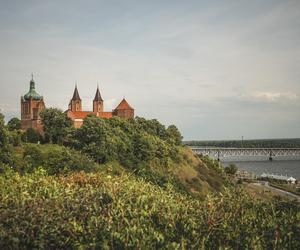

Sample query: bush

[7,117,21,131]
[0,171,299,249]
[24,128,41,143]
[225,164,238,175]
[15,144,98,175]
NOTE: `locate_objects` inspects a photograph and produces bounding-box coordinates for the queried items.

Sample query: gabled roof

[94,86,103,101]
[114,98,134,110]
[71,85,81,101]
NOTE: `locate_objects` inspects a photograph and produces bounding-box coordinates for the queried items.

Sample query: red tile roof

[68,111,91,119]
[67,110,113,120]
[98,112,113,119]
[114,98,134,110]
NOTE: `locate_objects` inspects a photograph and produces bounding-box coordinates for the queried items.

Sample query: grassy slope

[10,143,226,198]
[1,144,299,248]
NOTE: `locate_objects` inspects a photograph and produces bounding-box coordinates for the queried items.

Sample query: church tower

[21,75,45,134]
[68,85,82,112]
[93,86,103,113]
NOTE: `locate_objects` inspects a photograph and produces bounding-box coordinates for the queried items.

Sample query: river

[221,156,300,179]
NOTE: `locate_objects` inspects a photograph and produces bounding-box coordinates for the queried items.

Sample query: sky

[0,0,299,140]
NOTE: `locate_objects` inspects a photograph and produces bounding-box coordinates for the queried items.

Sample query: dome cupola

[24,74,43,101]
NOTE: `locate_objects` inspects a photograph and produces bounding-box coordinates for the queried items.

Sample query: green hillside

[0,111,299,249]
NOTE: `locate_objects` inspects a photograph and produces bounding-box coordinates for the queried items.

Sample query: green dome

[24,79,43,101]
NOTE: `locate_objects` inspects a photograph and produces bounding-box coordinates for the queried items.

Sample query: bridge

[190,147,300,161]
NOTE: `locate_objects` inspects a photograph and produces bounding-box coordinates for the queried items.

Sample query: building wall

[74,119,84,128]
[21,98,45,134]
[113,109,134,119]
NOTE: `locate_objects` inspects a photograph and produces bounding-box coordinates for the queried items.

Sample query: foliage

[24,128,41,143]
[0,113,11,164]
[8,130,22,146]
[166,124,183,145]
[7,117,21,131]
[11,144,98,175]
[225,163,238,175]
[0,171,299,249]
[40,108,73,144]
[73,116,181,169]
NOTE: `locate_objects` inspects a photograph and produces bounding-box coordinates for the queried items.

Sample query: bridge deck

[191,147,300,158]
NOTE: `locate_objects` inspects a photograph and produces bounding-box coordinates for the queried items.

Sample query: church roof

[71,85,81,101]
[68,110,113,120]
[94,86,103,101]
[24,77,43,101]
[114,98,134,110]
[68,111,90,119]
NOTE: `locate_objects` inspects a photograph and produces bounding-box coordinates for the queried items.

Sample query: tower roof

[23,75,43,101]
[71,85,81,101]
[114,98,134,110]
[93,86,103,101]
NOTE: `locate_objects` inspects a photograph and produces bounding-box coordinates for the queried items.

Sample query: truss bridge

[191,147,300,161]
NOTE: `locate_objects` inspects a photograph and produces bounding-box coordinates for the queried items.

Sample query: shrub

[225,164,238,175]
[0,171,299,249]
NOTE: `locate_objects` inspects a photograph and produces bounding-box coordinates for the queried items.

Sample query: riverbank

[250,181,300,202]
[234,168,300,202]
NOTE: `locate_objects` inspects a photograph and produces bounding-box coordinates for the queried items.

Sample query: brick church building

[21,77,134,132]
[66,85,134,128]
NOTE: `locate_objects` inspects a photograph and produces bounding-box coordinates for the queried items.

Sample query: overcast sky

[0,0,299,140]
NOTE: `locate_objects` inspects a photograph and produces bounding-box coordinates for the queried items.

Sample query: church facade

[21,77,134,132]
[66,85,134,128]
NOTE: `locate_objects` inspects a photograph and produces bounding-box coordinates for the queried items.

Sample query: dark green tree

[25,128,41,143]
[7,117,21,131]
[40,108,73,144]
[167,125,182,145]
[0,113,11,164]
[75,115,114,163]
[225,164,238,176]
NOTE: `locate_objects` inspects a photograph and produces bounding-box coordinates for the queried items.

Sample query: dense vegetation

[0,111,299,249]
[185,138,300,148]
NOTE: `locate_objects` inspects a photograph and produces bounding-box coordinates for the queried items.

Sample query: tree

[0,113,11,164]
[25,128,41,143]
[40,108,73,144]
[75,115,117,163]
[7,117,21,131]
[167,125,182,145]
[225,164,238,176]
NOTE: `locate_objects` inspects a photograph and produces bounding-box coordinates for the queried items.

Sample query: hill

[0,111,299,248]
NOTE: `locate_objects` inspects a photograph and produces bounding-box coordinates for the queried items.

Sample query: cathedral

[66,85,134,128]
[21,76,134,132]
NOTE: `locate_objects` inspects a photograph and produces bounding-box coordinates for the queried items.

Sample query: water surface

[220,156,300,179]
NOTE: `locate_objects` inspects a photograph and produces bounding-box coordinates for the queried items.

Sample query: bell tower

[21,74,45,134]
[68,85,82,112]
[93,86,103,113]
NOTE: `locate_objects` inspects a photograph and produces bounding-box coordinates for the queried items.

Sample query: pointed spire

[94,85,103,101]
[30,73,35,90]
[72,84,81,101]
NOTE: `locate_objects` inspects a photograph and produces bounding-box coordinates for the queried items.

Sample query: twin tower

[67,85,134,128]
[68,85,104,113]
